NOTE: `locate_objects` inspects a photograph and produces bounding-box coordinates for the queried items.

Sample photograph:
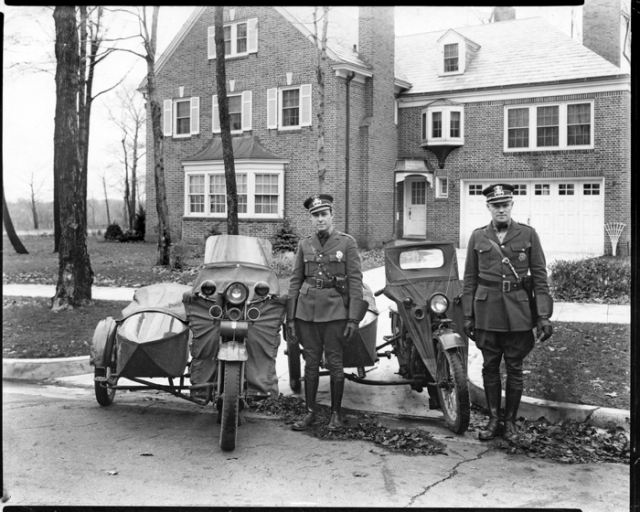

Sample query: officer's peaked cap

[304,194,334,214]
[483,183,514,204]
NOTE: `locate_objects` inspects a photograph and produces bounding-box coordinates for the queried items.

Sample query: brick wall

[397,90,631,254]
[583,0,621,68]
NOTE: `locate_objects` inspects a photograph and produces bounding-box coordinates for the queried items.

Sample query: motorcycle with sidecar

[90,235,286,452]
[286,239,470,434]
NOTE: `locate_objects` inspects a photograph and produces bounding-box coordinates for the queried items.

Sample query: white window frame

[435,177,449,198]
[421,105,464,145]
[183,162,285,220]
[503,100,595,152]
[169,97,200,138]
[212,91,252,134]
[208,18,258,60]
[438,35,466,76]
[267,84,312,131]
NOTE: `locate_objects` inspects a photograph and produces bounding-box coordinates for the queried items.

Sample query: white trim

[397,77,630,108]
[173,97,192,138]
[435,176,449,198]
[421,105,464,145]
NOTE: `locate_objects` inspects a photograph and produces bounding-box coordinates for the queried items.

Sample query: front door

[404,177,426,238]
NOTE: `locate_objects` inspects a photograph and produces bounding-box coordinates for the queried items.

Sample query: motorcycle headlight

[200,280,217,296]
[225,282,248,305]
[254,281,270,297]
[429,293,449,315]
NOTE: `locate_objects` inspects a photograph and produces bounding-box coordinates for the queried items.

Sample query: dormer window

[444,43,459,72]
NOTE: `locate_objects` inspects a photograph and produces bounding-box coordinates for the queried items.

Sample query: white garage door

[460,180,605,255]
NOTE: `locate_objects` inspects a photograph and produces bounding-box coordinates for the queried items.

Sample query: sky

[1,5,596,204]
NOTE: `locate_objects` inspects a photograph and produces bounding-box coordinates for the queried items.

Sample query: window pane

[439,178,448,196]
[513,184,527,196]
[536,106,559,146]
[535,184,550,196]
[469,184,483,195]
[432,112,442,138]
[444,43,458,72]
[450,111,460,137]
[282,89,299,108]
[189,175,204,193]
[282,89,300,127]
[236,23,247,53]
[255,174,279,214]
[508,109,529,148]
[421,113,427,140]
[224,26,231,55]
[176,100,190,135]
[583,183,600,195]
[237,174,247,213]
[189,175,205,213]
[559,184,575,195]
[567,104,591,146]
[209,174,226,213]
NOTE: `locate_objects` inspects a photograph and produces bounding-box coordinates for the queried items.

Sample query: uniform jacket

[288,230,364,322]
[462,219,552,332]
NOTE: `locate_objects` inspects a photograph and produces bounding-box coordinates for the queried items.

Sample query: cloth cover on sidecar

[115,283,192,378]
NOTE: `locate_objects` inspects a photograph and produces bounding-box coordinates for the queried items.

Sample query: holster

[334,276,349,308]
[348,297,369,323]
[286,297,297,323]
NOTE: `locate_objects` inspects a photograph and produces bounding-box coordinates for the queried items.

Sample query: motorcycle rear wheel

[220,361,242,452]
[435,347,470,434]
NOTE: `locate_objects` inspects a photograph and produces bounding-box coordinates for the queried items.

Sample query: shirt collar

[491,219,512,232]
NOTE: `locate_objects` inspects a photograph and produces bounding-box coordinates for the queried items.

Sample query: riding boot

[292,375,319,431]
[478,381,502,440]
[327,379,345,431]
[502,385,523,442]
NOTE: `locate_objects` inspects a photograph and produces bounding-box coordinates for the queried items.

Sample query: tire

[435,347,470,434]
[287,340,302,392]
[220,361,242,452]
[94,367,116,406]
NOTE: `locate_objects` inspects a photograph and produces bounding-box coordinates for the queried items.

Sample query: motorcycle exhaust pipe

[209,305,223,320]
[246,307,261,321]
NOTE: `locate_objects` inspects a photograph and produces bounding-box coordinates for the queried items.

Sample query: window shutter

[163,99,173,136]
[242,91,252,131]
[190,97,200,134]
[267,88,278,129]
[247,18,258,54]
[208,26,216,59]
[212,95,220,133]
[300,84,312,127]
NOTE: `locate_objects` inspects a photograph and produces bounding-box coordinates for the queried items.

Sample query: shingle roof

[396,17,625,95]
[183,135,284,162]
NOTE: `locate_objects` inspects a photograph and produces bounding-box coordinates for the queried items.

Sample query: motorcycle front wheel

[94,367,116,406]
[220,361,242,452]
[435,347,470,434]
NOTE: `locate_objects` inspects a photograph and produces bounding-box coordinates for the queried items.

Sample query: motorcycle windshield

[204,235,273,267]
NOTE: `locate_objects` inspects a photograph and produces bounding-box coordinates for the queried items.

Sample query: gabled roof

[183,135,284,163]
[396,17,626,96]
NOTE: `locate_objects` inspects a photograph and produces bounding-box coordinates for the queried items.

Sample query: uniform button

[501,245,505,248]
[319,254,322,257]
[319,272,323,275]
[503,275,506,278]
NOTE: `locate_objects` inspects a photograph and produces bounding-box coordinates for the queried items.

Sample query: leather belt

[305,277,336,289]
[478,277,522,292]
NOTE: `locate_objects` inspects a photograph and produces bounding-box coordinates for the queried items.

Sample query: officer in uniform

[286,194,369,431]
[462,184,554,442]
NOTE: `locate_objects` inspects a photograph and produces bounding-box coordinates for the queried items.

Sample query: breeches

[475,329,535,390]
[296,319,348,381]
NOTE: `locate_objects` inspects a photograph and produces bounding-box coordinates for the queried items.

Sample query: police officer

[462,184,554,442]
[286,194,369,431]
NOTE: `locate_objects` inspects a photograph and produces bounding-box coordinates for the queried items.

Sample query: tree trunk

[122,136,133,230]
[144,6,171,265]
[131,121,139,232]
[314,7,329,194]
[29,182,40,230]
[102,174,111,225]
[214,6,239,235]
[52,5,94,310]
[2,181,29,254]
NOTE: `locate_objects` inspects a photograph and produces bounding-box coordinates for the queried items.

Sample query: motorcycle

[91,235,286,452]
[286,239,470,434]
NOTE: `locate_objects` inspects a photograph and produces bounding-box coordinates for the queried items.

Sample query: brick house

[141,4,630,255]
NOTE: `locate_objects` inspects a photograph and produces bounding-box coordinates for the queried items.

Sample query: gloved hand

[286,321,298,345]
[342,320,359,341]
[537,317,553,342]
[463,316,476,341]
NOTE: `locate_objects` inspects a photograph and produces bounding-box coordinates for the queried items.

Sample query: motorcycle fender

[218,341,249,362]
[435,331,465,351]
[90,317,117,368]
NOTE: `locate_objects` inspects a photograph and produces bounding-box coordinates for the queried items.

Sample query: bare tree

[51,5,94,310]
[313,7,329,193]
[214,6,239,235]
[2,178,29,254]
[26,171,45,230]
[101,172,112,225]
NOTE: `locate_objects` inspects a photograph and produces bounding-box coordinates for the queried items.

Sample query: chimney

[493,6,516,21]
[582,0,621,67]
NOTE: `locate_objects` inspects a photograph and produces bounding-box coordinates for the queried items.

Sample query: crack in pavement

[405,447,492,507]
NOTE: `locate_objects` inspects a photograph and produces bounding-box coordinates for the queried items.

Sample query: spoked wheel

[220,361,243,452]
[435,346,470,434]
[286,340,302,392]
[94,367,116,406]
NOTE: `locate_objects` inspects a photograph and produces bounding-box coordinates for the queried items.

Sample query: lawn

[2,234,631,411]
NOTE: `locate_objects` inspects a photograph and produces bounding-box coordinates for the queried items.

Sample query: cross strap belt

[478,276,523,292]
[305,277,336,289]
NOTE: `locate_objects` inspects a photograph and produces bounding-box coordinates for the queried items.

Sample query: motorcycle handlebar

[374,288,385,297]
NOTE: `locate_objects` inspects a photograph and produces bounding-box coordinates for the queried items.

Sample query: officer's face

[487,200,513,225]
[311,209,334,233]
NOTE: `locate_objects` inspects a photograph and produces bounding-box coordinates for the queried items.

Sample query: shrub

[549,256,630,305]
[133,206,146,237]
[271,250,295,277]
[272,217,299,253]
[360,249,385,271]
[204,223,222,242]
[104,223,124,241]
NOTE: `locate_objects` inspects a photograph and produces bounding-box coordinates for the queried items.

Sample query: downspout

[345,71,355,233]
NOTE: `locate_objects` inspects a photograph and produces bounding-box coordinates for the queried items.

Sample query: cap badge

[494,185,504,196]
[312,197,322,207]
[518,252,527,262]
[336,250,343,262]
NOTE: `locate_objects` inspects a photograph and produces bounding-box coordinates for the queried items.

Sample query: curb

[3,356,92,381]
[467,346,630,430]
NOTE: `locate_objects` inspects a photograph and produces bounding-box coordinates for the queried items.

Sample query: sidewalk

[2,267,631,429]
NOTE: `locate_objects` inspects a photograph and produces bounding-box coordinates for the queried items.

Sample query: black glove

[537,317,553,342]
[342,320,359,341]
[286,321,298,345]
[463,316,476,341]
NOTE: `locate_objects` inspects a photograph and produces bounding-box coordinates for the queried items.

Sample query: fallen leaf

[107,470,118,476]
[140,452,154,456]
[604,392,618,398]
